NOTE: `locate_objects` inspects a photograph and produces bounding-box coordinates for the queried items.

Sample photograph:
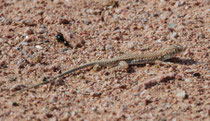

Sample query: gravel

[0,0,209,120]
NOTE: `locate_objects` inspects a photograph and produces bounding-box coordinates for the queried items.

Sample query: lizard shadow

[127,57,197,73]
[165,57,197,65]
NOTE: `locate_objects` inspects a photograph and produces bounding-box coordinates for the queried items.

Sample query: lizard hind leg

[92,64,103,72]
[110,61,130,78]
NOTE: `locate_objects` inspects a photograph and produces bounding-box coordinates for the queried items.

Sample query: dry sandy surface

[0,0,209,120]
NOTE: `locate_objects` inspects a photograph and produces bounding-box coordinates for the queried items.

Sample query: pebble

[160,14,167,21]
[206,0,210,4]
[49,117,57,121]
[32,54,42,63]
[91,106,98,112]
[193,72,201,77]
[49,95,58,103]
[185,78,192,82]
[86,9,94,14]
[175,1,185,7]
[2,18,12,25]
[22,19,36,26]
[115,9,121,14]
[12,102,19,106]
[172,118,177,121]
[53,0,59,4]
[0,38,3,42]
[61,112,70,121]
[127,41,135,49]
[20,41,28,46]
[168,22,176,29]
[25,35,36,42]
[90,92,102,97]
[71,111,77,116]
[143,73,176,89]
[8,76,17,82]
[38,28,47,34]
[156,39,162,43]
[35,45,43,50]
[24,27,34,35]
[45,112,53,118]
[10,84,26,92]
[170,32,178,39]
[176,90,187,99]
[59,18,70,24]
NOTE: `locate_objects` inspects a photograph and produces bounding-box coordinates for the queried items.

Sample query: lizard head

[161,44,186,60]
[171,44,186,54]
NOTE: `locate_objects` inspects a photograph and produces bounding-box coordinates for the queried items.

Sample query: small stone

[0,62,8,69]
[5,31,14,38]
[10,84,26,92]
[144,99,152,105]
[175,1,185,7]
[91,106,98,112]
[61,48,68,52]
[8,76,17,82]
[53,0,59,4]
[12,102,19,106]
[86,9,94,14]
[132,84,141,92]
[22,19,36,26]
[38,28,47,34]
[206,0,210,4]
[17,58,25,68]
[115,9,121,14]
[46,113,53,118]
[103,0,119,7]
[156,39,162,43]
[193,73,201,77]
[59,18,70,24]
[49,117,57,121]
[0,38,3,42]
[3,18,13,25]
[49,95,58,103]
[153,13,159,17]
[185,78,192,82]
[172,118,177,121]
[91,92,102,97]
[24,27,34,35]
[35,45,43,50]
[61,112,70,121]
[20,41,28,46]
[184,6,189,10]
[160,13,167,20]
[170,32,178,39]
[119,61,129,69]
[31,54,42,63]
[143,73,175,89]
[25,35,36,43]
[105,44,114,51]
[71,111,77,116]
[176,90,187,99]
[127,41,135,49]
[168,22,176,29]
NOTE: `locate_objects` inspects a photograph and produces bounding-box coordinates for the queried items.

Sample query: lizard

[12,44,185,95]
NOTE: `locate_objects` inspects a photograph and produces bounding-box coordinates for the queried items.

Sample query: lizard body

[13,44,185,94]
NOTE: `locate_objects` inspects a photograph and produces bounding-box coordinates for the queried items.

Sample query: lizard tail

[11,62,96,96]
[52,61,97,80]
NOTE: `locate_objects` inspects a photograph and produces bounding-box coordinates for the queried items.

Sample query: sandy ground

[0,0,209,120]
